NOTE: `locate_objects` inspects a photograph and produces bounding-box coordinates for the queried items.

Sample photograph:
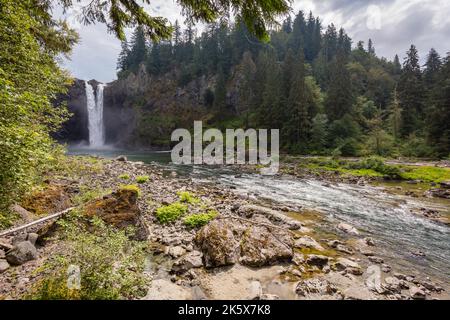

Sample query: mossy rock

[22,183,72,216]
[83,188,148,241]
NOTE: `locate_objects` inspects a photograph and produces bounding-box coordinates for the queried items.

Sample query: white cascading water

[85,81,105,147]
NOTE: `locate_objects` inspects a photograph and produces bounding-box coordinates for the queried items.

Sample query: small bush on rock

[119,184,141,196]
[177,191,200,204]
[136,175,150,184]
[183,211,218,228]
[118,174,130,180]
[155,202,188,224]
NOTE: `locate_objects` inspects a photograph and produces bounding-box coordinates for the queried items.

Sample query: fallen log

[0,207,75,238]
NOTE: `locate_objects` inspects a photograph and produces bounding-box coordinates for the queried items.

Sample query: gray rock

[0,259,10,273]
[238,204,302,230]
[196,219,293,268]
[368,256,384,264]
[6,241,37,266]
[383,277,401,293]
[409,286,426,300]
[260,294,280,300]
[27,233,39,246]
[399,280,410,290]
[306,254,329,268]
[191,286,208,300]
[337,223,360,235]
[364,237,375,246]
[365,265,384,294]
[393,273,408,280]
[12,233,27,245]
[294,236,324,251]
[115,155,127,162]
[295,278,337,297]
[336,244,354,254]
[327,240,344,248]
[167,246,186,258]
[381,264,392,273]
[247,281,263,300]
[172,251,203,273]
[359,248,375,256]
[292,252,306,266]
[333,258,363,275]
[0,249,5,259]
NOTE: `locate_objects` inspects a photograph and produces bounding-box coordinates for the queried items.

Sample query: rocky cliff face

[56,79,88,144]
[59,65,242,149]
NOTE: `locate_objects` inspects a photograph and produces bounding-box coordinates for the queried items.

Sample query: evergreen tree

[117,39,130,74]
[368,38,375,56]
[392,54,402,75]
[323,24,338,61]
[388,87,402,141]
[213,67,227,117]
[282,16,292,33]
[398,45,424,137]
[427,53,450,156]
[259,50,283,128]
[237,51,257,127]
[286,50,309,151]
[310,114,329,151]
[423,48,442,90]
[289,11,306,53]
[325,52,354,121]
[128,26,147,72]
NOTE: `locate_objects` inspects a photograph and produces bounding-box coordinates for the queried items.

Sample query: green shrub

[0,1,72,214]
[177,191,200,204]
[136,175,150,184]
[119,184,141,196]
[155,202,188,224]
[118,174,130,180]
[29,216,148,300]
[349,156,401,178]
[183,211,218,228]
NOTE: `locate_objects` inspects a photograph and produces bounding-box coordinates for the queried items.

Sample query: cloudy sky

[58,0,450,83]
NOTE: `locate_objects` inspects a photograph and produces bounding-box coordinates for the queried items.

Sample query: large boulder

[83,188,148,240]
[5,241,37,266]
[21,183,72,215]
[196,219,293,268]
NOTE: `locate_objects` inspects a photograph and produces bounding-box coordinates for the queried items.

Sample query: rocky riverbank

[0,156,448,300]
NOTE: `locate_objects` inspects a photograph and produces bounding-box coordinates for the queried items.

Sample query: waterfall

[85,81,105,147]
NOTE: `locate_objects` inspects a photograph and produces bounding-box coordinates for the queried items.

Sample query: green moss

[183,210,218,228]
[399,166,450,183]
[155,202,188,224]
[118,174,130,180]
[136,175,150,184]
[72,186,111,206]
[177,191,200,204]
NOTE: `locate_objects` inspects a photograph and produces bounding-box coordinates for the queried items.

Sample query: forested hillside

[116,11,450,158]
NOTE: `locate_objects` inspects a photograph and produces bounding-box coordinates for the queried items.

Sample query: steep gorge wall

[59,65,242,149]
